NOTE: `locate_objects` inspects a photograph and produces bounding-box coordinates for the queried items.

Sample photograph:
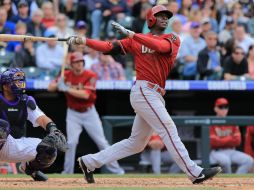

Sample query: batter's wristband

[150,135,161,141]
[46,122,58,133]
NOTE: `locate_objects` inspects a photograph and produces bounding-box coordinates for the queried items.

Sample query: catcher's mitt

[44,122,68,152]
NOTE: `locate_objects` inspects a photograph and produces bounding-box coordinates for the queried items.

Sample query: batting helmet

[70,52,84,63]
[146,5,173,29]
[0,68,26,96]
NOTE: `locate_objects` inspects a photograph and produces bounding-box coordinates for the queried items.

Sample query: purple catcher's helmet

[0,68,26,96]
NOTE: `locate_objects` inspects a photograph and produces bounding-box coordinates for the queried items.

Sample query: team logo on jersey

[170,34,177,42]
[8,108,18,112]
[141,45,155,54]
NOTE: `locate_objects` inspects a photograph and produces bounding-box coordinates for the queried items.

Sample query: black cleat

[20,164,48,181]
[193,166,222,184]
[78,157,95,183]
[30,171,48,181]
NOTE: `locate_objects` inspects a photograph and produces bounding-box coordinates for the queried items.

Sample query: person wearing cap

[48,51,125,175]
[35,29,64,71]
[178,21,206,79]
[200,18,212,39]
[218,16,234,44]
[74,20,88,36]
[209,97,253,174]
[11,0,31,24]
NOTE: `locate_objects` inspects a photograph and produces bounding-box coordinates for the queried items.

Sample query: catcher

[0,68,67,181]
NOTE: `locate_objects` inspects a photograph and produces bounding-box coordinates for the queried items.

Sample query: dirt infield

[0,175,254,190]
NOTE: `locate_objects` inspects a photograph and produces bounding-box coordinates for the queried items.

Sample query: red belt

[70,106,92,113]
[147,82,166,96]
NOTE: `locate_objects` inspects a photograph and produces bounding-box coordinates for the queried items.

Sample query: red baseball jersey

[64,70,97,111]
[244,126,254,158]
[210,125,241,149]
[119,33,180,88]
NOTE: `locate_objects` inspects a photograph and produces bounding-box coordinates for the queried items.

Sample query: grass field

[0,174,254,190]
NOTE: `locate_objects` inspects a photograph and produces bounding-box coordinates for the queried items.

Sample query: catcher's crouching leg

[24,138,57,181]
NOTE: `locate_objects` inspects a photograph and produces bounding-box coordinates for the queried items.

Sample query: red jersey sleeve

[244,126,254,158]
[118,38,134,55]
[163,34,181,56]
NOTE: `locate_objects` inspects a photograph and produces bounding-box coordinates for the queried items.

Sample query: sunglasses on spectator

[234,51,244,55]
[217,105,229,109]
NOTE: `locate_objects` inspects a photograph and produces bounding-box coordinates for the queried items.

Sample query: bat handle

[58,38,68,41]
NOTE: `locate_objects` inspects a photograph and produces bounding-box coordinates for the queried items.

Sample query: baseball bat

[0,34,68,42]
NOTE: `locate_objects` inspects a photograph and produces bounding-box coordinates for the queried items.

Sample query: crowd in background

[0,0,253,81]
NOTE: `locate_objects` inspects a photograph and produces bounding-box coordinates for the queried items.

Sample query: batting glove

[66,36,86,45]
[111,22,135,38]
[57,78,69,92]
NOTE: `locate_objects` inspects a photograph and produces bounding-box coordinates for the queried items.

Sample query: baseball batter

[48,52,124,174]
[210,97,253,173]
[0,68,67,181]
[67,5,222,184]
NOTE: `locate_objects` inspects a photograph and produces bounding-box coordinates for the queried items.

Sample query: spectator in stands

[247,6,254,37]
[140,132,181,174]
[0,0,15,21]
[178,22,206,80]
[0,7,14,34]
[26,9,46,45]
[6,21,26,52]
[131,2,151,33]
[200,3,218,33]
[11,0,38,17]
[171,16,187,44]
[209,97,253,174]
[197,31,222,80]
[35,29,64,71]
[74,20,88,36]
[51,13,74,39]
[223,46,250,80]
[247,45,254,79]
[234,24,254,53]
[91,53,126,80]
[84,47,99,70]
[200,17,212,39]
[218,16,234,45]
[89,0,104,39]
[10,0,30,24]
[167,0,187,25]
[11,34,35,68]
[101,0,130,38]
[41,1,56,28]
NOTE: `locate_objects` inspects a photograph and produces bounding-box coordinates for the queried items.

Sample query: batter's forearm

[133,33,171,53]
[86,38,114,53]
[67,88,90,99]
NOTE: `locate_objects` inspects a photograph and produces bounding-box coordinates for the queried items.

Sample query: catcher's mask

[0,68,26,96]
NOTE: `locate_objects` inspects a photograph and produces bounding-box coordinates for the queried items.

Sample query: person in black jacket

[11,36,36,68]
[197,31,222,80]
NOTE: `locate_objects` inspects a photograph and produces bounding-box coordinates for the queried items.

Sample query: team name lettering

[215,128,232,137]
[141,45,155,54]
[8,108,18,112]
